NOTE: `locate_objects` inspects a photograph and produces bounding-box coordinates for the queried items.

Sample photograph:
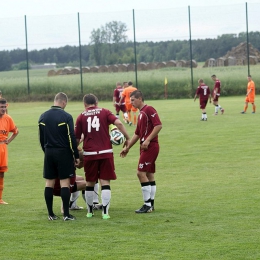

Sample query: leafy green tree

[90,21,128,65]
[0,51,12,71]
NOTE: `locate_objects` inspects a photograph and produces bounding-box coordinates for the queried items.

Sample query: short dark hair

[130,90,144,101]
[128,81,133,86]
[211,74,216,77]
[0,98,7,104]
[54,92,68,103]
[83,94,98,105]
[248,75,252,77]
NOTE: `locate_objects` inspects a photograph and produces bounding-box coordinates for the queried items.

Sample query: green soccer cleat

[102,214,110,220]
[86,213,94,218]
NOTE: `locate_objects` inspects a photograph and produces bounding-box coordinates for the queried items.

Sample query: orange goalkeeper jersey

[247,80,255,98]
[121,86,137,104]
[0,114,18,141]
[0,114,18,172]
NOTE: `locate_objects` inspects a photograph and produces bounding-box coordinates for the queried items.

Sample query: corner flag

[164,77,168,99]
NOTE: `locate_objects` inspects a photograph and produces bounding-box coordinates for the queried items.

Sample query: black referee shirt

[38,106,79,159]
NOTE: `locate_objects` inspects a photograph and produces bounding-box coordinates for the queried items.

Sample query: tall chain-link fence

[0,3,259,98]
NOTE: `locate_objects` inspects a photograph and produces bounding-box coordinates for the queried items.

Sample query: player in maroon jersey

[194,79,212,121]
[120,90,162,213]
[211,75,224,115]
[53,174,86,212]
[75,94,130,219]
[113,82,129,122]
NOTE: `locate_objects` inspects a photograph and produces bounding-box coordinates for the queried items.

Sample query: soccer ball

[110,129,125,145]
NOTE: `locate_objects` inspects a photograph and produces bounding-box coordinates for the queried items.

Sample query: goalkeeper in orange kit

[241,75,256,114]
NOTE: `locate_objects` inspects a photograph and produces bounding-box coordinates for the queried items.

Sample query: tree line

[0,20,260,71]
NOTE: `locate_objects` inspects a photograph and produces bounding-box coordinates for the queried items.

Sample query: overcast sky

[1,0,259,17]
[0,0,259,50]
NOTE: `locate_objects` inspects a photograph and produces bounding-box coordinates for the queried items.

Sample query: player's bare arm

[5,128,19,145]
[114,119,130,140]
[113,96,116,107]
[74,158,80,167]
[141,125,162,150]
[120,134,139,158]
[118,96,123,106]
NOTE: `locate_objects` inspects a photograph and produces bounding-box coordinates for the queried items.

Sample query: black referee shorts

[43,148,75,180]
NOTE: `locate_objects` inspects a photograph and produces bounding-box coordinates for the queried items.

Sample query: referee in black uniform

[38,92,80,221]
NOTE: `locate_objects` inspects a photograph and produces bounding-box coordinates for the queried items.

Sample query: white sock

[70,190,80,208]
[215,106,218,113]
[204,113,207,120]
[123,112,128,120]
[150,184,156,201]
[101,188,111,215]
[218,105,222,110]
[85,190,94,213]
[141,184,151,206]
[82,190,86,202]
[93,182,99,203]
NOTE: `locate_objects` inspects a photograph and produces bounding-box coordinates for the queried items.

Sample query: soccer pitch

[1,97,259,259]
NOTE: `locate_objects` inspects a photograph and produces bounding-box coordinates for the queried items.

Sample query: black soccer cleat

[48,214,59,221]
[63,214,76,221]
[135,204,152,213]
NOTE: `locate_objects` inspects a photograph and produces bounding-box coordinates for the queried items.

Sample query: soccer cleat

[93,203,102,210]
[221,109,224,114]
[252,112,255,114]
[63,214,76,221]
[241,111,245,114]
[102,214,110,220]
[48,214,59,221]
[135,204,152,213]
[0,200,8,205]
[213,113,218,115]
[128,122,132,126]
[200,118,204,121]
[70,205,83,210]
[86,212,94,218]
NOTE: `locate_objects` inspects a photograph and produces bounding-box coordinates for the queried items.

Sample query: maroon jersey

[212,80,221,97]
[113,86,125,104]
[196,84,211,100]
[135,105,162,144]
[75,106,117,160]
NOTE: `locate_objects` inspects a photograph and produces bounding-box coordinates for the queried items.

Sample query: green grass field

[1,97,260,260]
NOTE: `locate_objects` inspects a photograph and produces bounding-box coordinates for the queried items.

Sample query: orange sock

[128,112,132,123]
[0,177,4,200]
[244,105,248,112]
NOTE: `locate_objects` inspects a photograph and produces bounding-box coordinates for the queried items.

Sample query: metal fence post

[24,15,30,95]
